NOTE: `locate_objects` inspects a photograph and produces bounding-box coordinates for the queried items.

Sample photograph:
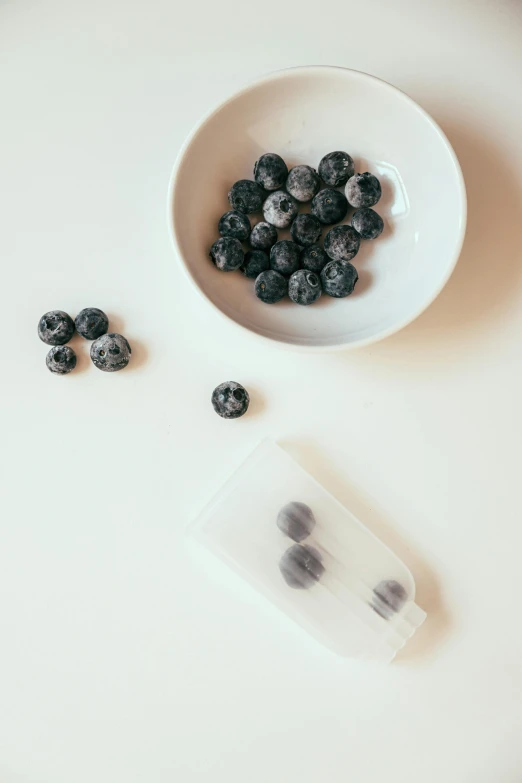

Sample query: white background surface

[1,1,522,781]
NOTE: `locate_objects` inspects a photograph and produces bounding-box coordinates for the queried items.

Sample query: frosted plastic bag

[189,440,426,662]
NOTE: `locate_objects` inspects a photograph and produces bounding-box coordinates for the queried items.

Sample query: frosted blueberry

[46,345,77,375]
[218,210,251,241]
[253,153,288,191]
[345,172,382,208]
[254,270,287,304]
[228,180,265,214]
[270,240,301,276]
[249,221,278,250]
[75,308,109,340]
[90,333,131,372]
[38,310,75,346]
[351,207,384,240]
[211,381,249,419]
[241,250,269,279]
[318,151,355,187]
[320,260,358,298]
[290,213,322,247]
[324,225,361,262]
[263,190,298,229]
[209,237,244,271]
[288,269,322,306]
[310,188,348,225]
[286,165,320,203]
[301,244,328,274]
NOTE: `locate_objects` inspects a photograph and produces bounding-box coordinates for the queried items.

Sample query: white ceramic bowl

[168,67,466,350]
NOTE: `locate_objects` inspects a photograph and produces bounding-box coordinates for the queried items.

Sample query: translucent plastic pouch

[189,440,426,662]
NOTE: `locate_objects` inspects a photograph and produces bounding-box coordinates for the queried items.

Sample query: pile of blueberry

[276,500,406,620]
[210,151,384,305]
[38,308,131,374]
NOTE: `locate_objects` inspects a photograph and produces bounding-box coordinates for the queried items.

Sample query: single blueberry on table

[90,333,131,372]
[288,269,322,306]
[211,381,249,419]
[218,210,251,241]
[228,179,265,214]
[249,221,278,250]
[253,153,288,191]
[241,249,269,279]
[270,240,301,276]
[263,190,298,229]
[290,213,322,247]
[301,244,328,274]
[75,308,109,340]
[279,544,324,589]
[320,260,358,298]
[209,237,244,271]
[345,172,382,208]
[46,345,77,375]
[277,502,316,542]
[371,580,407,620]
[318,151,355,187]
[324,225,361,262]
[254,270,288,304]
[351,207,384,240]
[286,165,320,203]
[310,188,349,225]
[38,310,75,346]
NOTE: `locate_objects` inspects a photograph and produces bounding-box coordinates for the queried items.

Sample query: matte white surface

[1,1,522,782]
[169,67,466,348]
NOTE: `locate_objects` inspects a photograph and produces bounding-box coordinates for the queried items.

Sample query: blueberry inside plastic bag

[188,440,426,662]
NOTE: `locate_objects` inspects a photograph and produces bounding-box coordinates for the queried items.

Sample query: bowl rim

[167,65,467,352]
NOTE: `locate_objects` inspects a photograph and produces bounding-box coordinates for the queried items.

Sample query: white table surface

[2,1,522,781]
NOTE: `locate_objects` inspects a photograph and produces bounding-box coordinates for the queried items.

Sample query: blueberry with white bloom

[263,190,298,229]
[253,153,288,191]
[218,210,251,241]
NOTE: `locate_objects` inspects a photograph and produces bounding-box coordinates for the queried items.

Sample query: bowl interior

[170,68,465,348]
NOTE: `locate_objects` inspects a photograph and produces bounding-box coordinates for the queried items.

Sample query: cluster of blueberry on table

[38,308,131,374]
[277,501,407,621]
[210,151,384,305]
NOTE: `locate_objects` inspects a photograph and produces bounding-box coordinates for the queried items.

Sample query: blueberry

[75,308,109,340]
[263,190,298,228]
[277,502,316,542]
[288,269,322,306]
[351,207,384,240]
[324,225,361,262]
[211,381,249,419]
[320,260,358,297]
[270,240,301,276]
[218,210,251,241]
[371,580,407,620]
[228,180,265,214]
[290,213,322,247]
[46,345,77,375]
[345,172,382,208]
[90,333,131,372]
[279,544,324,589]
[38,310,75,346]
[318,151,355,187]
[254,270,288,304]
[301,244,329,274]
[241,249,269,279]
[249,221,278,250]
[209,237,244,271]
[310,188,348,225]
[253,153,288,191]
[286,165,320,203]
